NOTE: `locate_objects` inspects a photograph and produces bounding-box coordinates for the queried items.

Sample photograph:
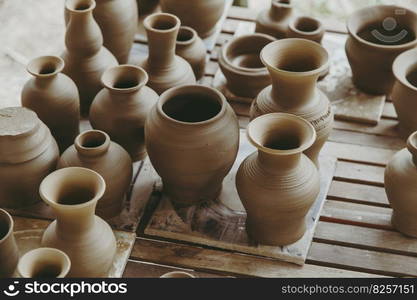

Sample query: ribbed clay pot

[346,5,417,95]
[392,48,417,138]
[62,0,118,116]
[160,0,225,38]
[58,130,133,219]
[90,65,158,161]
[176,26,207,80]
[139,13,196,94]
[385,131,417,238]
[288,16,325,44]
[219,33,275,98]
[0,107,59,208]
[250,38,333,167]
[0,209,19,278]
[40,167,117,277]
[22,56,80,153]
[255,0,293,39]
[236,113,319,246]
[17,248,71,278]
[160,271,195,278]
[145,85,239,206]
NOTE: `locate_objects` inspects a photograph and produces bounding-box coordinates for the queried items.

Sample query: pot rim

[65,0,96,14]
[74,130,111,156]
[160,271,196,278]
[176,26,197,46]
[393,48,417,92]
[289,16,323,36]
[407,131,417,157]
[0,209,14,244]
[101,64,148,94]
[144,12,180,34]
[27,56,65,78]
[272,0,292,9]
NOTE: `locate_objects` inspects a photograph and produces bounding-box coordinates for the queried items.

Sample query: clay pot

[160,271,195,278]
[17,248,71,278]
[40,167,117,277]
[236,113,319,246]
[58,130,133,219]
[90,65,158,161]
[145,85,239,206]
[255,0,293,39]
[250,39,333,167]
[176,26,207,80]
[392,48,417,138]
[219,33,275,98]
[385,131,417,237]
[160,0,225,38]
[0,107,59,208]
[346,5,417,95]
[22,56,80,153]
[138,0,159,15]
[0,209,19,278]
[62,0,118,116]
[139,13,196,94]
[288,16,325,44]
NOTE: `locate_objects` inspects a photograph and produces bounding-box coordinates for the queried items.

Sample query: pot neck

[54,201,97,233]
[257,149,301,172]
[74,130,110,158]
[270,1,292,21]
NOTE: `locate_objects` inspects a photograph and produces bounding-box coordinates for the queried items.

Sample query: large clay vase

[139,13,196,94]
[17,248,71,278]
[346,5,417,95]
[145,85,239,206]
[0,107,59,208]
[58,130,133,219]
[176,26,207,80]
[160,0,225,38]
[0,209,19,278]
[62,0,118,116]
[288,16,325,44]
[90,65,158,161]
[40,167,117,277]
[219,33,275,98]
[236,113,319,246]
[255,0,293,39]
[22,56,80,153]
[392,48,417,138]
[385,131,417,238]
[250,38,333,167]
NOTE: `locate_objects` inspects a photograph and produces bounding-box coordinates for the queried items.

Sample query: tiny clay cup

[0,209,19,278]
[18,248,71,278]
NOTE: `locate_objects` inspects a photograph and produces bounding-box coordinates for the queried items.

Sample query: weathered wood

[334,161,385,186]
[382,102,397,120]
[333,119,399,137]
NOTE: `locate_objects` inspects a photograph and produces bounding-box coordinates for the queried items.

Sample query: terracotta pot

[346,5,417,95]
[0,107,59,208]
[392,48,417,138]
[385,131,417,237]
[288,16,324,44]
[176,26,207,80]
[236,113,319,246]
[160,0,225,38]
[139,13,196,94]
[250,38,333,167]
[138,0,159,16]
[22,56,80,153]
[219,33,275,98]
[62,0,118,116]
[58,130,133,219]
[17,248,71,278]
[40,167,117,277]
[255,0,293,39]
[160,271,195,278]
[145,85,239,206]
[0,209,19,278]
[90,65,158,161]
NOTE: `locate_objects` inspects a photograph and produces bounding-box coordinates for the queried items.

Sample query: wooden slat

[382,102,397,120]
[334,161,385,186]
[227,6,257,22]
[205,60,219,76]
[221,18,242,34]
[329,129,404,150]
[333,119,399,138]
[215,32,234,46]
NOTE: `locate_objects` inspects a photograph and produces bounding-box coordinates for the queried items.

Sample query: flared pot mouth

[39,167,106,209]
[260,38,329,76]
[0,209,14,244]
[176,26,197,45]
[27,56,64,78]
[407,131,417,158]
[160,271,196,278]
[247,113,316,155]
[18,248,71,278]
[144,13,180,34]
[272,0,292,9]
[101,65,148,93]
[74,130,110,157]
[393,48,417,91]
[65,0,96,14]
[289,16,323,35]
[157,85,227,126]
[347,5,417,49]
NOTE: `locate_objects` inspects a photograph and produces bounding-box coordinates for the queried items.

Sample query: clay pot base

[391,212,417,238]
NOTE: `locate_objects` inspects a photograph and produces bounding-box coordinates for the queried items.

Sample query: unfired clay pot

[392,48,417,138]
[236,113,319,246]
[138,0,159,15]
[90,65,158,161]
[17,248,71,278]
[255,0,293,39]
[40,167,117,277]
[62,0,118,116]
[160,271,195,278]
[160,0,225,38]
[385,131,417,238]
[0,209,19,278]
[288,16,325,44]
[250,38,333,167]
[58,130,133,219]
[346,5,417,95]
[219,33,275,98]
[22,56,80,153]
[145,85,239,206]
[0,107,59,208]
[176,26,207,80]
[139,13,196,94]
